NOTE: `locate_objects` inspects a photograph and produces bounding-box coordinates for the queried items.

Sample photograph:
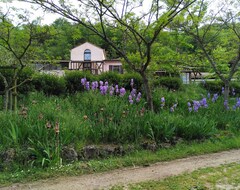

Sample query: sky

[0,0,61,25]
[0,0,230,25]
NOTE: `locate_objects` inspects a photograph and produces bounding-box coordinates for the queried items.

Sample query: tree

[20,0,196,111]
[0,8,46,111]
[179,0,240,101]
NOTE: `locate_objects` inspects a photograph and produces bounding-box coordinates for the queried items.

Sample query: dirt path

[2,149,240,190]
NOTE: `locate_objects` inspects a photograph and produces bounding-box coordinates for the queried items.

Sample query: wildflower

[83,115,88,120]
[130,78,134,88]
[232,88,236,96]
[115,85,119,94]
[233,105,237,110]
[100,108,104,112]
[45,121,51,129]
[91,81,97,90]
[222,87,225,94]
[119,87,126,97]
[235,98,240,108]
[129,94,134,104]
[85,82,90,91]
[81,78,86,86]
[212,93,218,102]
[187,102,192,112]
[94,81,99,88]
[136,92,141,102]
[161,97,165,108]
[131,88,137,98]
[100,85,108,95]
[104,81,108,87]
[207,92,211,99]
[55,121,60,134]
[170,106,174,112]
[200,98,208,108]
[99,81,104,86]
[109,86,114,96]
[193,100,201,112]
[224,100,229,110]
[140,107,145,116]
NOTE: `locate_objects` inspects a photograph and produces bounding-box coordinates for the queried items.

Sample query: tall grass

[1,84,240,170]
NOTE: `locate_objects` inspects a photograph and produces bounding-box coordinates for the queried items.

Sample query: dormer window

[84,49,91,61]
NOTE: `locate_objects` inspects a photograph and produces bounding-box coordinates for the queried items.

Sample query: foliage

[1,82,240,172]
[153,77,183,90]
[119,72,142,91]
[64,70,96,93]
[98,72,121,86]
[32,73,66,96]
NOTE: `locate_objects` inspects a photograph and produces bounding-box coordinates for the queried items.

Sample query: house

[69,42,123,74]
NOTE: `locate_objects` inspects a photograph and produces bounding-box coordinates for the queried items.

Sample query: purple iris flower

[224,100,229,110]
[129,95,133,104]
[222,87,225,94]
[232,88,236,96]
[109,86,114,96]
[131,88,137,98]
[136,92,141,102]
[119,87,126,97]
[212,93,218,103]
[85,81,90,91]
[81,78,86,86]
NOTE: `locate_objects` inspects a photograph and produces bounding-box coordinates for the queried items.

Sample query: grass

[110,162,240,190]
[1,132,240,187]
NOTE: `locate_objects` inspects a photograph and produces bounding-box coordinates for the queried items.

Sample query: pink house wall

[71,42,106,61]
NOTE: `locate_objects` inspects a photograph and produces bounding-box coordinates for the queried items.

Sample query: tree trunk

[224,80,230,102]
[9,90,13,111]
[12,77,18,111]
[141,72,154,112]
[4,89,9,111]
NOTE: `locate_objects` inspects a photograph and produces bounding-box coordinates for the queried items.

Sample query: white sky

[0,0,230,25]
[0,1,61,25]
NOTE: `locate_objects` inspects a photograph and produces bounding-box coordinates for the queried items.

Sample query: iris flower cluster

[187,97,208,112]
[81,78,142,104]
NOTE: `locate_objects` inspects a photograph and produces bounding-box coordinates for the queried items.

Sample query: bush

[201,80,240,96]
[0,66,35,94]
[64,70,97,93]
[98,72,121,85]
[119,72,142,90]
[153,76,183,90]
[17,67,35,94]
[201,80,223,93]
[32,73,66,96]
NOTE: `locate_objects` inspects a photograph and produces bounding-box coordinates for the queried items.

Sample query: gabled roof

[71,42,104,51]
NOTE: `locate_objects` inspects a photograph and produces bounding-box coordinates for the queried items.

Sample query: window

[109,65,123,74]
[84,49,91,61]
[83,62,91,70]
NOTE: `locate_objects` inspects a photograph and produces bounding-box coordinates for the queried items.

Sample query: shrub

[201,80,240,96]
[201,80,223,93]
[0,66,35,94]
[119,72,142,90]
[98,71,121,85]
[32,73,66,96]
[153,76,183,90]
[64,70,97,93]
